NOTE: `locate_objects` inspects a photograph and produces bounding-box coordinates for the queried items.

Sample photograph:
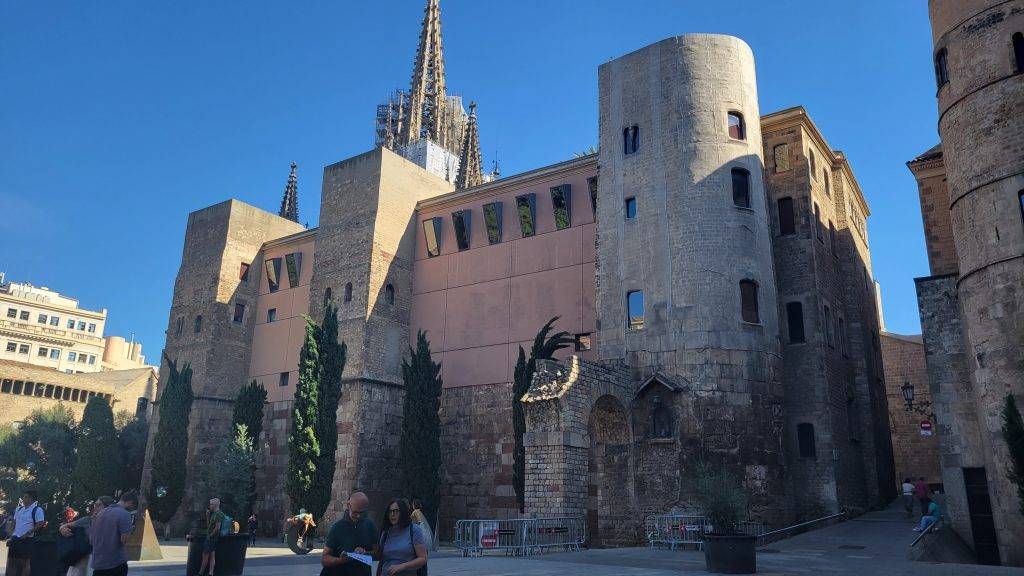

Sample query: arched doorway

[587,395,633,548]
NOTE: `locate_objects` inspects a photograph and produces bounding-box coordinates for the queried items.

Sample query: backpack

[220,514,234,536]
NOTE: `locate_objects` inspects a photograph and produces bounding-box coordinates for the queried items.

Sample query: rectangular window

[77,321,86,331]
[174,316,183,337]
[740,281,760,324]
[588,176,598,219]
[265,257,283,293]
[34,383,44,397]
[44,384,53,398]
[814,203,823,242]
[839,317,847,356]
[267,308,277,323]
[71,389,80,402]
[18,344,29,354]
[0,380,10,393]
[19,311,29,321]
[798,423,816,458]
[483,202,503,245]
[5,342,15,353]
[50,348,60,360]
[88,355,95,365]
[87,323,96,333]
[550,184,572,230]
[279,372,290,387]
[778,197,795,235]
[285,252,302,288]
[6,308,15,319]
[13,381,22,395]
[823,305,833,348]
[786,302,805,343]
[68,351,77,362]
[49,316,59,326]
[23,382,34,396]
[78,354,87,364]
[422,217,443,257]
[574,333,592,351]
[37,347,48,357]
[627,290,644,331]
[38,314,47,324]
[233,303,246,324]
[239,262,251,282]
[625,197,637,219]
[452,209,472,250]
[68,318,75,329]
[515,194,537,237]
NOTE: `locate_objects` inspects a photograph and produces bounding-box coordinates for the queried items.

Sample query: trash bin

[185,533,249,576]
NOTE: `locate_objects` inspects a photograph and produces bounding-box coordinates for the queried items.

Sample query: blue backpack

[220,514,233,536]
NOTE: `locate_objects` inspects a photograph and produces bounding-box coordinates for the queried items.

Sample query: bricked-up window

[935,48,949,87]
[623,125,639,155]
[265,257,283,293]
[279,372,289,387]
[823,305,833,348]
[422,217,443,257]
[385,283,395,305]
[625,197,637,219]
[267,308,277,323]
[285,252,302,288]
[797,423,816,458]
[451,209,472,251]
[194,315,203,334]
[814,203,823,242]
[574,333,592,351]
[233,302,246,324]
[627,290,645,331]
[174,317,183,337]
[829,221,837,256]
[778,197,795,235]
[551,184,572,230]
[652,403,673,439]
[239,262,250,282]
[588,176,599,219]
[786,302,805,343]
[515,193,537,237]
[823,171,830,197]
[344,283,353,303]
[731,168,751,208]
[727,112,745,140]
[1015,33,1024,73]
[774,143,790,172]
[740,280,759,323]
[483,202,503,244]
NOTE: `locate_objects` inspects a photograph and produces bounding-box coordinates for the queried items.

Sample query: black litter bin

[185,533,249,576]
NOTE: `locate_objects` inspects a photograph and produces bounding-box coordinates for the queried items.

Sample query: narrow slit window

[483,202,503,244]
[824,305,833,348]
[627,290,645,331]
[265,257,282,293]
[814,203,823,242]
[344,282,353,302]
[625,197,637,219]
[1015,33,1024,74]
[588,176,599,219]
[233,303,246,324]
[731,168,751,208]
[824,171,830,197]
[452,209,472,250]
[1018,190,1024,228]
[267,308,277,323]
[515,193,537,237]
[385,283,395,305]
[422,217,443,257]
[839,317,847,356]
[175,317,184,338]
[809,149,817,177]
[194,315,203,334]
[778,197,795,235]
[623,125,639,154]
[550,184,572,229]
[285,252,302,288]
[829,221,837,256]
[728,112,745,140]
[740,280,759,324]
[773,143,790,172]
[935,48,949,87]
[786,302,805,343]
[797,423,816,458]
[239,262,250,282]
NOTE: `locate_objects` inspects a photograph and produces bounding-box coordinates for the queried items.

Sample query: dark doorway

[963,467,1000,565]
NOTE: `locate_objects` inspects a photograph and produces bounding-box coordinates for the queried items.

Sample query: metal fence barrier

[645,516,771,550]
[454,517,585,556]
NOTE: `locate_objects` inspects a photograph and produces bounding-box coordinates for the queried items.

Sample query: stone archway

[587,395,633,548]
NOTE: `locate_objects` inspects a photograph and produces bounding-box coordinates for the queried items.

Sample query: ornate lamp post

[901,382,936,421]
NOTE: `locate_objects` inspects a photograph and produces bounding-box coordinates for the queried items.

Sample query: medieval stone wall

[880,333,942,486]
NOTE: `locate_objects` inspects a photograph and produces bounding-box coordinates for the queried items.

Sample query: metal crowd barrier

[644,515,712,550]
[454,517,585,556]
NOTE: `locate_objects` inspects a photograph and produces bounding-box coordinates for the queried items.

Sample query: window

[285,252,302,288]
[279,372,290,387]
[823,171,830,197]
[385,283,395,305]
[588,176,599,219]
[78,354,87,364]
[797,423,816,458]
[265,257,283,293]
[13,381,22,395]
[773,143,790,172]
[49,316,59,326]
[452,209,472,250]
[624,197,637,219]
[1015,33,1024,74]
[786,302,805,343]
[935,48,949,87]
[551,184,572,229]
[623,125,639,154]
[515,194,537,237]
[88,323,96,333]
[233,303,246,324]
[135,397,149,418]
[627,290,644,331]
[0,380,10,393]
[71,389,79,402]
[422,217,443,257]
[77,321,85,331]
[267,308,277,323]
[652,403,673,439]
[814,203,823,242]
[174,316,184,337]
[4,342,14,353]
[727,112,745,140]
[5,308,15,319]
[574,333,592,351]
[824,305,833,348]
[37,314,47,324]
[731,168,751,208]
[69,351,77,362]
[239,262,251,282]
[778,197,795,236]
[18,344,28,354]
[483,202,503,244]
[88,355,95,365]
[344,283,353,303]
[829,221,837,256]
[67,318,75,329]
[49,349,60,360]
[19,311,29,321]
[1019,190,1024,228]
[23,382,34,396]
[37,347,48,357]
[194,315,203,334]
[740,280,759,323]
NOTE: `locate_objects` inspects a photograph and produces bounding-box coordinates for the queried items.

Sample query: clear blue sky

[1,1,938,361]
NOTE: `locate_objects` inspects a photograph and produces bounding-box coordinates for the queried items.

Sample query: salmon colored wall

[249,233,315,402]
[411,163,598,388]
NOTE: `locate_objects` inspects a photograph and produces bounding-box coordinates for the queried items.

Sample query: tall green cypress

[117,415,149,492]
[311,299,346,522]
[286,316,321,516]
[1002,394,1024,515]
[400,331,443,525]
[71,396,121,509]
[512,317,573,512]
[149,355,194,524]
[232,380,268,449]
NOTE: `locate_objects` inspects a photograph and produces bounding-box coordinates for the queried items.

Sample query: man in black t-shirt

[321,492,377,576]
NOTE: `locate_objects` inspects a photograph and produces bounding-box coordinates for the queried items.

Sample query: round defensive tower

[596,34,785,522]
[929,0,1024,565]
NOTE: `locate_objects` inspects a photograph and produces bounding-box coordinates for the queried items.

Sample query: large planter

[185,533,250,576]
[703,533,756,574]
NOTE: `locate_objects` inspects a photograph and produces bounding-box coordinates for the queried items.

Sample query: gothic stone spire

[400,0,447,147]
[455,102,482,189]
[279,162,299,222]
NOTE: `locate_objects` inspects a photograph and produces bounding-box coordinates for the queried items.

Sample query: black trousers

[93,563,128,576]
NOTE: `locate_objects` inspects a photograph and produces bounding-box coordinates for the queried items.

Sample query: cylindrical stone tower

[929,0,1024,565]
[596,35,785,521]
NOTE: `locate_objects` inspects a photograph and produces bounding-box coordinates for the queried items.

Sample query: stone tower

[927,0,1024,565]
[595,35,786,521]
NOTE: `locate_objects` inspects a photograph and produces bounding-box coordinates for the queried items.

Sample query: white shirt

[13,503,43,538]
[901,482,914,496]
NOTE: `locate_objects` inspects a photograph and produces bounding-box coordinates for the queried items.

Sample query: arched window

[385,283,395,305]
[935,48,949,87]
[627,290,644,331]
[731,168,751,208]
[773,143,790,172]
[623,125,639,154]
[194,315,202,334]
[324,287,332,306]
[727,112,745,140]
[652,402,673,439]
[1015,33,1024,74]
[739,280,759,324]
[797,423,816,458]
[344,282,353,302]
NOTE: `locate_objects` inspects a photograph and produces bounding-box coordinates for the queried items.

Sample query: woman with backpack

[376,498,427,576]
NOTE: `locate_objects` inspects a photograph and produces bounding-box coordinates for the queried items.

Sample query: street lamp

[901,382,915,410]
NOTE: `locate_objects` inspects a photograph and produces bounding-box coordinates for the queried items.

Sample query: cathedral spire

[399,0,447,147]
[279,162,299,222]
[455,102,483,190]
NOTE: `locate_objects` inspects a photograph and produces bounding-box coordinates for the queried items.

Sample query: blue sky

[0,1,938,360]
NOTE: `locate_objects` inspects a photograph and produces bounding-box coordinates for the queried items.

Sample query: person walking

[246,513,258,547]
[901,478,914,517]
[913,477,930,516]
[377,499,427,576]
[60,495,113,576]
[321,492,377,576]
[198,498,226,576]
[5,490,46,576]
[89,492,137,576]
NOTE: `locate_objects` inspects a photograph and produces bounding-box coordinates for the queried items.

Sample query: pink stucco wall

[249,231,316,402]
[410,158,598,388]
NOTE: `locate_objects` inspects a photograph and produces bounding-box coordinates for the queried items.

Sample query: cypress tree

[512,317,573,512]
[286,316,321,516]
[1001,394,1024,515]
[400,331,443,525]
[117,415,149,492]
[310,299,346,522]
[232,380,268,448]
[71,396,121,509]
[149,355,194,525]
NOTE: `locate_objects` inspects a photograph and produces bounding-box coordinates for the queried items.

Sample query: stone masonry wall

[880,333,942,486]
